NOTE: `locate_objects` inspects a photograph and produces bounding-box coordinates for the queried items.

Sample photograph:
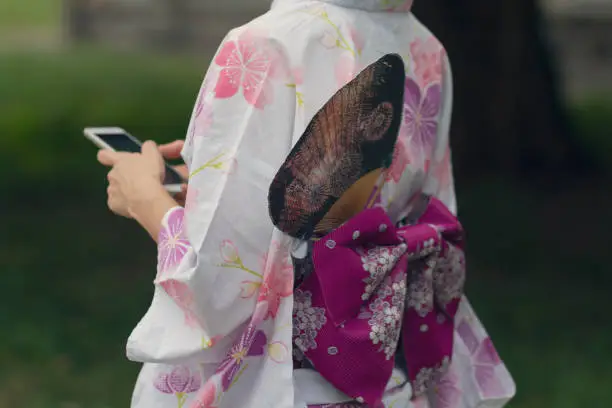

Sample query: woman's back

[186,0,455,222]
[127,1,464,408]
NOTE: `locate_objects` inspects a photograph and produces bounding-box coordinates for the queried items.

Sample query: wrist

[128,180,167,215]
[128,181,179,241]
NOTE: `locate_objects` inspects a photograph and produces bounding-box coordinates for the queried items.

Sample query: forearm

[129,183,180,242]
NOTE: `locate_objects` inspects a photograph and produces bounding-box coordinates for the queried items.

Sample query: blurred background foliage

[1,0,611,407]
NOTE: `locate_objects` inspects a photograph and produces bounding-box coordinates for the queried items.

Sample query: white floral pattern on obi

[358,271,407,360]
[293,289,327,352]
[407,266,435,317]
[358,243,407,301]
[433,243,466,307]
[413,355,450,396]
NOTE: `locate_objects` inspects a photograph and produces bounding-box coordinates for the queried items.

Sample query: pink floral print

[319,29,337,49]
[220,239,240,264]
[385,138,410,182]
[292,67,304,85]
[430,367,461,408]
[348,25,364,55]
[192,381,217,408]
[257,244,293,319]
[457,319,505,398]
[335,53,360,86]
[160,280,201,329]
[240,280,261,299]
[188,78,214,143]
[315,9,360,57]
[217,324,267,391]
[194,99,214,139]
[410,395,430,408]
[287,67,305,106]
[267,341,290,363]
[185,187,200,215]
[435,146,453,193]
[410,37,445,88]
[219,239,262,279]
[158,208,191,276]
[195,78,212,119]
[213,30,282,109]
[154,365,202,408]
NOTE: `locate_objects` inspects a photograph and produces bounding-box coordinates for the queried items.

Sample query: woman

[97,1,515,407]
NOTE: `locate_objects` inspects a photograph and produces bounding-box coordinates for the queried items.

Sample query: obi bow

[293,197,466,407]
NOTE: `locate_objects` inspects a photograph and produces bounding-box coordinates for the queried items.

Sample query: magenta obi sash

[292,197,466,407]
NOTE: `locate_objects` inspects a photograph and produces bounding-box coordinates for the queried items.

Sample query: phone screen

[96,132,185,185]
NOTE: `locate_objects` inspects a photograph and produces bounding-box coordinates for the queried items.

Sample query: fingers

[106,184,119,212]
[97,149,130,166]
[106,179,130,218]
[142,141,165,174]
[141,140,158,154]
[173,164,189,180]
[106,168,116,183]
[173,184,188,207]
[158,140,185,159]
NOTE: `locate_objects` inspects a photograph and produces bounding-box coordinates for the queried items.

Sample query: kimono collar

[272,0,413,13]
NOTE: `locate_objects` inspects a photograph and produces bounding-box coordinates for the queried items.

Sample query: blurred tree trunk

[64,0,93,42]
[153,0,191,51]
[412,0,588,185]
[167,0,191,50]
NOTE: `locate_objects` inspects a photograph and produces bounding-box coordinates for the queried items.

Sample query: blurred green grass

[3,179,612,408]
[1,47,611,408]
[0,0,61,29]
[0,50,206,198]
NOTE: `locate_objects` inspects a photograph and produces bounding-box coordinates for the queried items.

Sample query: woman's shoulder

[226,6,330,47]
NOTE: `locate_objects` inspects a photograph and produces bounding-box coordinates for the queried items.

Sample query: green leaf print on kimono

[315,8,363,57]
[218,240,263,279]
[221,240,292,320]
[286,67,304,106]
[189,152,228,178]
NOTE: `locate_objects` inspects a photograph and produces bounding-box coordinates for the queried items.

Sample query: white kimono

[126,0,516,407]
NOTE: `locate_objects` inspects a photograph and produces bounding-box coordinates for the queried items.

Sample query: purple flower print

[154,365,202,408]
[158,208,191,276]
[217,324,267,391]
[457,319,504,398]
[403,77,441,158]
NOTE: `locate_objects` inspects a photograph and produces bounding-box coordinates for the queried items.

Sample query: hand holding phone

[84,127,186,194]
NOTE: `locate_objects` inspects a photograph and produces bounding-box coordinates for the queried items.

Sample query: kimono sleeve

[427,54,457,215]
[385,53,457,220]
[126,30,296,365]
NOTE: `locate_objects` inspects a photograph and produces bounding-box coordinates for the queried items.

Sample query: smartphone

[84,127,184,194]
